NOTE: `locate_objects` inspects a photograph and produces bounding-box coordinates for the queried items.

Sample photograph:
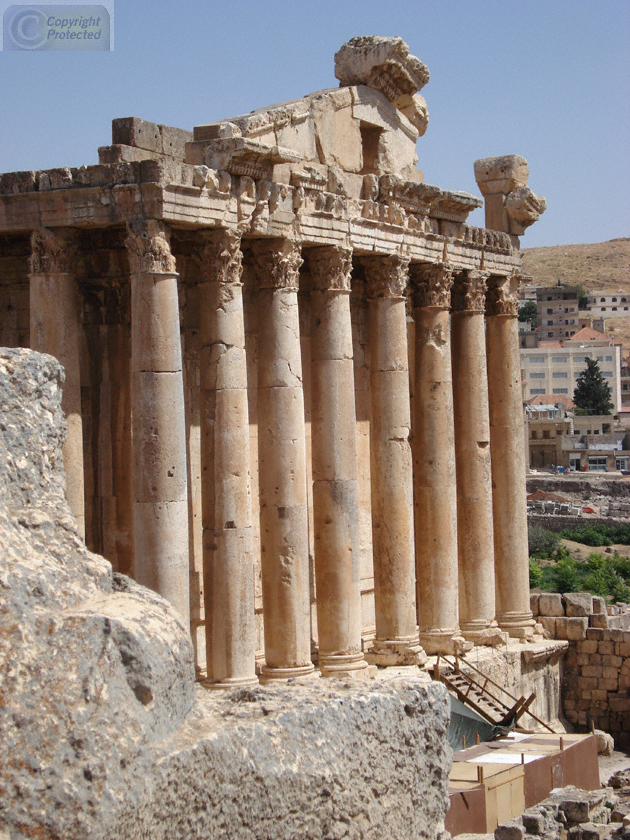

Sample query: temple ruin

[0,35,547,686]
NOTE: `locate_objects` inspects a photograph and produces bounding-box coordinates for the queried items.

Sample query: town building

[585,289,630,317]
[536,284,579,340]
[520,326,622,411]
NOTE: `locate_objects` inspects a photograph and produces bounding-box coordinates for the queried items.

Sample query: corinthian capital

[361,254,409,299]
[125,219,176,275]
[29,228,77,274]
[485,274,520,317]
[251,238,303,291]
[308,246,353,292]
[195,229,243,286]
[408,263,454,309]
[451,269,489,313]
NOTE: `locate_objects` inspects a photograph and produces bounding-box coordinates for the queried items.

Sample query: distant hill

[521,238,630,290]
[521,238,630,359]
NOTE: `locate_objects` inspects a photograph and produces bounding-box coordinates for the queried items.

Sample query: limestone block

[378,124,420,176]
[594,729,615,756]
[275,117,318,163]
[592,595,607,615]
[113,116,162,153]
[311,91,362,173]
[473,154,529,197]
[539,592,565,617]
[539,617,556,638]
[0,348,194,840]
[334,36,430,95]
[530,593,540,616]
[111,677,452,840]
[556,616,588,641]
[494,821,525,840]
[564,592,594,617]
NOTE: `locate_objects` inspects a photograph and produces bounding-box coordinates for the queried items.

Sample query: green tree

[573,358,614,415]
[518,300,537,327]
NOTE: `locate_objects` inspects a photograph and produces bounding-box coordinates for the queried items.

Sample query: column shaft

[451,270,496,642]
[252,239,314,680]
[486,275,535,638]
[309,247,367,677]
[126,220,190,625]
[410,263,463,655]
[363,256,423,666]
[29,228,85,537]
[198,231,257,687]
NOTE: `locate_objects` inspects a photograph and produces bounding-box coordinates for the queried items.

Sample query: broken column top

[334,36,430,96]
[473,154,546,237]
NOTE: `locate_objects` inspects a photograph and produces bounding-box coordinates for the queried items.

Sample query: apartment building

[520,328,622,411]
[585,290,630,318]
[536,285,579,340]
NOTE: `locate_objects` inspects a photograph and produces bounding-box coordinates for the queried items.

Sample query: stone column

[29,228,85,537]
[362,255,423,666]
[252,239,314,681]
[486,274,536,639]
[450,269,496,643]
[125,220,190,625]
[410,263,464,655]
[197,230,257,687]
[309,246,368,678]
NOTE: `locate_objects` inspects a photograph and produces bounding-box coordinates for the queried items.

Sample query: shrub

[553,557,583,594]
[561,524,630,547]
[528,525,560,559]
[529,558,543,589]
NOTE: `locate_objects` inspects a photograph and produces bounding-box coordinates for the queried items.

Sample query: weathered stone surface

[539,592,565,617]
[111,677,452,840]
[594,728,615,756]
[0,348,195,840]
[564,592,594,617]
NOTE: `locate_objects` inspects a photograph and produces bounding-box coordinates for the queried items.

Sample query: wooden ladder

[434,654,555,732]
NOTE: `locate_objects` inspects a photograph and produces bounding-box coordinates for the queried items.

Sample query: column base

[460,621,509,647]
[366,637,427,667]
[319,653,374,680]
[418,630,473,656]
[258,663,316,684]
[202,675,259,691]
[497,611,537,641]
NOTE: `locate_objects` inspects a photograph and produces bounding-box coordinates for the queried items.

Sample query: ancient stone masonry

[0,36,547,679]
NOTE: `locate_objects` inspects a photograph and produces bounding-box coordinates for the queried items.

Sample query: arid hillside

[521,238,630,358]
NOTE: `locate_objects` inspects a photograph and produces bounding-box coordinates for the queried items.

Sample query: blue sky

[1,0,628,248]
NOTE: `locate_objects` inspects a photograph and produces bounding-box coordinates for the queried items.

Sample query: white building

[585,290,630,318]
[520,327,622,411]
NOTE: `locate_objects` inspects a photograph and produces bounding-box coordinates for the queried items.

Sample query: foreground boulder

[0,349,195,839]
[0,347,452,839]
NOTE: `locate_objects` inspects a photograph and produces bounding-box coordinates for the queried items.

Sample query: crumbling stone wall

[531,592,630,749]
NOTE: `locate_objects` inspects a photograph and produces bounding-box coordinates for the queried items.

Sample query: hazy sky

[1,0,628,248]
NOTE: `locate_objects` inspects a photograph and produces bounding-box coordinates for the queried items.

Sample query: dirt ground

[559,537,630,560]
[599,748,630,786]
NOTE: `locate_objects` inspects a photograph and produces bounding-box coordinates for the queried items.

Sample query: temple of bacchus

[0,36,547,686]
